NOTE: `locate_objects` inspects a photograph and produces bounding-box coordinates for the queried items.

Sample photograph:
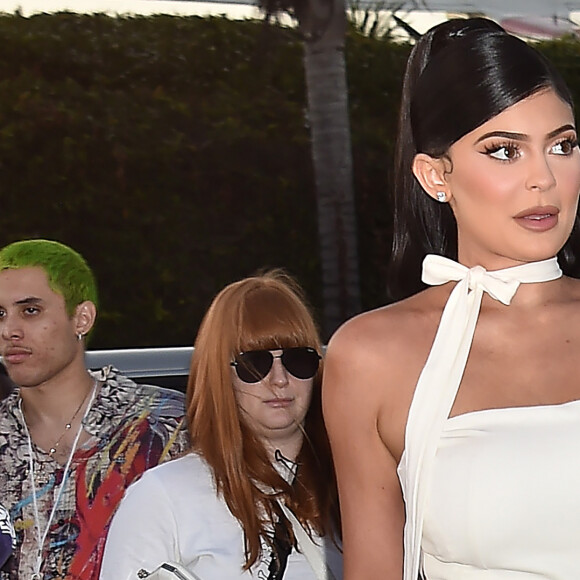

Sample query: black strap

[267,508,294,580]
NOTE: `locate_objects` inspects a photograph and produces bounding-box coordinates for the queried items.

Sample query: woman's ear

[73,301,97,338]
[412,153,451,203]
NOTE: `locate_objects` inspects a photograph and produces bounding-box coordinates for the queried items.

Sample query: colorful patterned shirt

[0,503,15,570]
[0,366,189,580]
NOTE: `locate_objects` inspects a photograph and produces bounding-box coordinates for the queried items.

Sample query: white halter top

[397,254,563,580]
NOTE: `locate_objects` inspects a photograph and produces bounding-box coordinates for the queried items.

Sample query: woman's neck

[263,430,304,463]
[456,249,557,273]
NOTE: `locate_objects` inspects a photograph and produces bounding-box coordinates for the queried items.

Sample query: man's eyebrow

[14,297,43,306]
[475,124,576,144]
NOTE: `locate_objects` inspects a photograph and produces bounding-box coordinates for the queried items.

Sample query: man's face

[0,267,82,388]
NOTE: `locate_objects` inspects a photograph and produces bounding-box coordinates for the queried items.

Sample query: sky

[0,0,578,38]
[2,0,580,18]
[0,0,450,34]
[408,1,580,18]
[0,0,264,18]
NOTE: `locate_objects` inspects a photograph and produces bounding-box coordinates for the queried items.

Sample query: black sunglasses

[230,347,321,383]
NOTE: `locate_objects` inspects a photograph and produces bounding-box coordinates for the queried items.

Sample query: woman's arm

[100,471,179,580]
[323,313,406,580]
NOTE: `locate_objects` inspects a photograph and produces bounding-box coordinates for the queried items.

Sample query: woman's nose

[268,357,290,387]
[525,152,557,193]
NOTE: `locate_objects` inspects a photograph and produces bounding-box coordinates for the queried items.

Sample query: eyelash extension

[483,137,579,157]
[555,136,579,150]
[482,140,520,158]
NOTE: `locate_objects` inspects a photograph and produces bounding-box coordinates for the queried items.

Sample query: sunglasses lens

[234,351,273,383]
[281,347,320,379]
[233,347,321,383]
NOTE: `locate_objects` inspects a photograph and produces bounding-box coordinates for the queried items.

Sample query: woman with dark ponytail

[324,17,580,580]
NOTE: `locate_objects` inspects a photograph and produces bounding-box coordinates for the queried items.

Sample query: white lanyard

[19,381,97,580]
[277,500,335,580]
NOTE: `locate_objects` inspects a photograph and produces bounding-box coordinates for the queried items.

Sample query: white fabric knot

[421,254,558,306]
[422,254,524,305]
[466,264,486,289]
[400,254,562,580]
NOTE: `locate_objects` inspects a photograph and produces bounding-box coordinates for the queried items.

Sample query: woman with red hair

[101,270,342,580]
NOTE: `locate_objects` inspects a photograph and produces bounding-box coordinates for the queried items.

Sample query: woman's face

[444,88,580,269]
[231,348,315,453]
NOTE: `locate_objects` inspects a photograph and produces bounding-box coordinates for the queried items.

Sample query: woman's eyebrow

[475,124,576,144]
[475,130,527,143]
[547,124,576,139]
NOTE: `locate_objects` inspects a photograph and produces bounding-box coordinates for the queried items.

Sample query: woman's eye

[551,138,578,155]
[486,144,519,161]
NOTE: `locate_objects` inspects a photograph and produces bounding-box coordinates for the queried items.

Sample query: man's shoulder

[0,392,20,427]
[89,366,190,457]
[94,366,185,410]
[90,367,187,428]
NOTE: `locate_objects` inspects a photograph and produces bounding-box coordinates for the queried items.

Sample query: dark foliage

[0,13,314,348]
[0,13,578,347]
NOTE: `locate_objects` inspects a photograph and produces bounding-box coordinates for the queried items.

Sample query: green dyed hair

[0,239,98,316]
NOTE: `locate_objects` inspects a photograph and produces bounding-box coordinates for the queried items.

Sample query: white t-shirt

[100,453,343,580]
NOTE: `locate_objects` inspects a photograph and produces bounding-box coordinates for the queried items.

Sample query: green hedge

[0,13,578,347]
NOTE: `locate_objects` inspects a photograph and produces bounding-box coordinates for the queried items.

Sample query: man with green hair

[0,239,188,580]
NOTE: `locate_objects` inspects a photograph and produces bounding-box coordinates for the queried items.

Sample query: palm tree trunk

[304,29,361,338]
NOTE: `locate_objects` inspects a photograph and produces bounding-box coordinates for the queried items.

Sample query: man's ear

[73,301,97,337]
[412,153,451,203]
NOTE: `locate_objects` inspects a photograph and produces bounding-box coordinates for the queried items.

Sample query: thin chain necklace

[19,379,97,580]
[48,384,93,457]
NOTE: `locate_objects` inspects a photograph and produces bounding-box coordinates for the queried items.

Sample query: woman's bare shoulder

[323,288,448,466]
[324,287,447,412]
[327,287,445,361]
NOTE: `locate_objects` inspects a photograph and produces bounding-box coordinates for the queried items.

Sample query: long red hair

[186,270,339,568]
